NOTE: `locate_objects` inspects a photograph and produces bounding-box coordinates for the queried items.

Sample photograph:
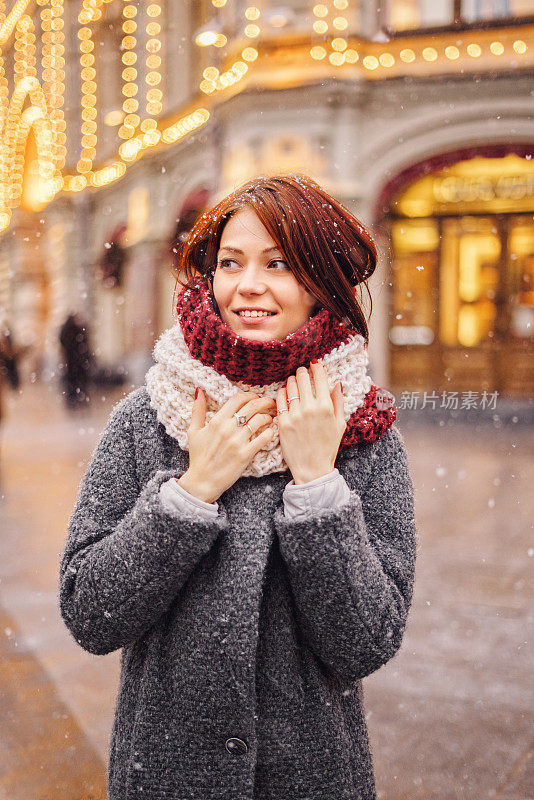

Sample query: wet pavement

[0,381,532,800]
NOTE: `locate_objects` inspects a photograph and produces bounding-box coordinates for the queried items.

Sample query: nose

[235,265,268,295]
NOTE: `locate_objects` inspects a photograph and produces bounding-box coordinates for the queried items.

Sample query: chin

[234,327,279,340]
[222,313,283,339]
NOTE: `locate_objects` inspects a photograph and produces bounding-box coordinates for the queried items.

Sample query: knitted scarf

[145,276,397,478]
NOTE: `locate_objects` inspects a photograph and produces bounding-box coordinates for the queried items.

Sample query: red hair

[171,173,377,342]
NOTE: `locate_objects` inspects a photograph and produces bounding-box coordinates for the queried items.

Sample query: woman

[59,173,417,800]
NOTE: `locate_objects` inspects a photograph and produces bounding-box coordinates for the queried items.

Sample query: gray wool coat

[59,386,417,800]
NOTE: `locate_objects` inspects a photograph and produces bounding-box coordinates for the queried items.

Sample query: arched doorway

[377,146,534,398]
[158,187,212,334]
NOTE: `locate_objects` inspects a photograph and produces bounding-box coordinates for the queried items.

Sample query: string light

[77,23,96,174]
[466,43,482,57]
[0,1,9,229]
[91,160,127,187]
[362,55,378,70]
[445,45,460,59]
[3,8,58,213]
[310,45,327,60]
[161,108,210,144]
[240,5,260,72]
[145,1,163,117]
[42,0,66,174]
[310,2,356,66]
[11,15,36,203]
[0,0,33,47]
[119,1,139,141]
[197,4,254,96]
[0,0,529,226]
[422,46,438,61]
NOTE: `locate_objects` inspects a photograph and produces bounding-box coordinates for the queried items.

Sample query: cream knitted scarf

[145,277,396,478]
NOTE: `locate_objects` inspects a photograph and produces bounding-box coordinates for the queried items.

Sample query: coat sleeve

[58,394,230,656]
[273,425,417,685]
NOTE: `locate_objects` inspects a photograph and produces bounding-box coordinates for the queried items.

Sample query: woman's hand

[276,361,347,484]
[177,389,277,503]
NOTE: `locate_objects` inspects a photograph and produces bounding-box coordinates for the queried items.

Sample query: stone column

[122,237,162,387]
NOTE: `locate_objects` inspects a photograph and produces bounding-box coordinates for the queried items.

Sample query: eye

[216,258,289,270]
[217,259,237,269]
[268,260,289,270]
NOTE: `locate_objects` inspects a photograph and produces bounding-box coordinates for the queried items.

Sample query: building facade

[0,0,532,396]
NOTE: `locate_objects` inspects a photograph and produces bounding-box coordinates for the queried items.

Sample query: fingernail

[194,387,199,399]
[311,358,318,364]
[340,382,343,392]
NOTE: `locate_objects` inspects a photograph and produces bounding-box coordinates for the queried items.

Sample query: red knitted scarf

[175,276,397,447]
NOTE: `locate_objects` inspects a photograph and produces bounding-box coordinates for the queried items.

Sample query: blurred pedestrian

[59,174,416,799]
[0,325,30,390]
[58,313,93,410]
[0,325,32,491]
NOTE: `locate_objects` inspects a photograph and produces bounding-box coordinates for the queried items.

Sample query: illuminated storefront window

[440,216,500,348]
[390,219,439,346]
[385,0,453,32]
[384,0,533,31]
[387,152,534,395]
[508,218,534,339]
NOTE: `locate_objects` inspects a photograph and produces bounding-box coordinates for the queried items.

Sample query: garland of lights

[0,0,9,227]
[40,0,66,175]
[0,0,530,233]
[311,0,359,66]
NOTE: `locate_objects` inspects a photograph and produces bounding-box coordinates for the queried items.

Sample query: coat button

[225,737,248,755]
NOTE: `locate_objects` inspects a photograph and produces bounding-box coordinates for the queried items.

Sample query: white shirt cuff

[283,468,352,520]
[159,477,219,519]
[159,470,352,523]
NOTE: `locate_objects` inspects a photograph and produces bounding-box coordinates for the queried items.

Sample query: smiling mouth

[233,311,278,319]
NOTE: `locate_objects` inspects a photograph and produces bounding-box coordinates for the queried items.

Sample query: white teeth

[238,310,273,317]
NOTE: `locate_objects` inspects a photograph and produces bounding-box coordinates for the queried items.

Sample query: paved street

[0,381,532,800]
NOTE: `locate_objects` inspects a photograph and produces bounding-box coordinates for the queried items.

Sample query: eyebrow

[218,246,282,255]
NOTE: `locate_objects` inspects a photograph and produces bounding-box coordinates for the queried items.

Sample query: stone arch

[362,126,534,396]
[166,173,215,238]
[361,103,533,224]
[157,183,214,334]
[372,142,533,224]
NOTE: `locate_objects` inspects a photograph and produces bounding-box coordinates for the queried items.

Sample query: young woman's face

[212,207,319,341]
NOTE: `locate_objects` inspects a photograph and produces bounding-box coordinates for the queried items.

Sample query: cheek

[212,277,229,312]
[282,289,315,318]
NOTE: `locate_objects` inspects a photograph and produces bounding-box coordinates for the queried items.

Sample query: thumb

[189,387,206,432]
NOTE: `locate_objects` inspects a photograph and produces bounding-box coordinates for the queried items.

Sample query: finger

[286,375,299,411]
[309,360,333,404]
[331,381,346,425]
[189,387,206,431]
[246,424,275,457]
[247,396,277,416]
[243,393,277,412]
[295,366,314,403]
[218,390,261,420]
[276,386,288,415]
[243,412,274,436]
